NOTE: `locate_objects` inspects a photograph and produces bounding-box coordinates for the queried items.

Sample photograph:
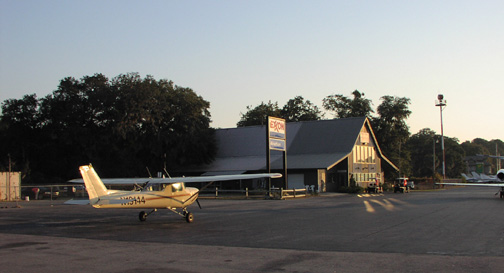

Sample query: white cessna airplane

[438,169,504,199]
[67,164,282,223]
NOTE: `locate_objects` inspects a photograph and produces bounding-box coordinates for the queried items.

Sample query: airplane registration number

[120,196,146,205]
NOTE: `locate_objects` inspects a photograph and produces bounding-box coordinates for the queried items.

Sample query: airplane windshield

[142,183,183,192]
[142,183,168,192]
[172,183,184,192]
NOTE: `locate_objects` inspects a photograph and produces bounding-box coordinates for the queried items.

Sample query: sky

[1,0,502,143]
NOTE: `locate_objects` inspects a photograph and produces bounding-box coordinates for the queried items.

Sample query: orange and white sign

[268,117,286,140]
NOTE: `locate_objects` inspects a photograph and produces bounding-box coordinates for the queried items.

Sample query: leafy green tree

[0,73,216,182]
[460,140,489,156]
[407,128,439,178]
[371,96,412,178]
[461,138,503,173]
[443,136,466,178]
[237,101,281,127]
[280,96,323,122]
[407,129,466,178]
[322,90,373,118]
[237,96,323,127]
[0,94,42,180]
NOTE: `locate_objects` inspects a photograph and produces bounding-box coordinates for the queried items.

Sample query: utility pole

[435,94,447,179]
[497,143,501,170]
[8,154,12,201]
[433,138,436,184]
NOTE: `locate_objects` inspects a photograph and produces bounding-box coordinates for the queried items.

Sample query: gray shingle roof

[190,117,374,173]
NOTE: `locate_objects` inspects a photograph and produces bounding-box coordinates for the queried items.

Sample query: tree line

[0,73,215,183]
[237,90,503,180]
[1,73,502,184]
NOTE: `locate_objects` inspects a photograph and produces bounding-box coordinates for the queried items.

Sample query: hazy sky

[1,0,502,143]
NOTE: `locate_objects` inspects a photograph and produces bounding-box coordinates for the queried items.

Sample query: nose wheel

[184,211,194,223]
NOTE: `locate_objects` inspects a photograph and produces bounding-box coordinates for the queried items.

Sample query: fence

[200,187,269,199]
[278,188,308,199]
[200,187,310,199]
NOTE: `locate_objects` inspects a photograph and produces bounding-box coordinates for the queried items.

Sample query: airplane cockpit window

[142,182,184,192]
[172,183,184,192]
[143,183,161,192]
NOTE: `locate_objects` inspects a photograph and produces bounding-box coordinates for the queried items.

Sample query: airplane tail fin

[79,165,109,203]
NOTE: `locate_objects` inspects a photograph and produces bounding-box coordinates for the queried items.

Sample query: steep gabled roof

[188,117,397,173]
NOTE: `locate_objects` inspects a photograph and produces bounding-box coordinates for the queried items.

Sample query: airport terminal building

[181,117,398,192]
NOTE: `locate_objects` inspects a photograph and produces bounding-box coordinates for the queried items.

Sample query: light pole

[433,138,436,179]
[435,94,446,179]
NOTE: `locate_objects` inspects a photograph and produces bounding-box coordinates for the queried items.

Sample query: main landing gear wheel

[185,212,194,223]
[139,211,147,222]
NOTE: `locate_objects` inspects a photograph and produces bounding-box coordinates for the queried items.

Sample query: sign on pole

[267,117,287,190]
[268,117,286,141]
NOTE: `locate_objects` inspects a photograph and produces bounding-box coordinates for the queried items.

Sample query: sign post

[267,117,287,191]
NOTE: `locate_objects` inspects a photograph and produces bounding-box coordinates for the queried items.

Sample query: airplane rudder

[87,165,109,197]
[80,165,98,200]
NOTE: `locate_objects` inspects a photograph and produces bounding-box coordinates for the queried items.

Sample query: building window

[353,145,376,164]
[353,145,378,184]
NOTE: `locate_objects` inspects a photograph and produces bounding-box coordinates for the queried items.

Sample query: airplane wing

[437,182,504,187]
[69,173,282,185]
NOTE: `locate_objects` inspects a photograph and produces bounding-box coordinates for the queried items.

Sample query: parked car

[394,178,410,193]
[39,187,60,199]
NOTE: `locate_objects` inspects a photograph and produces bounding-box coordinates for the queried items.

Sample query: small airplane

[438,169,504,199]
[460,172,495,183]
[66,164,282,223]
[461,173,482,183]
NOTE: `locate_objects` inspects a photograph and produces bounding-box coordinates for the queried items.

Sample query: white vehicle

[67,164,281,222]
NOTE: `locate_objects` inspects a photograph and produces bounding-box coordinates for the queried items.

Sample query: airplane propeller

[194,181,216,210]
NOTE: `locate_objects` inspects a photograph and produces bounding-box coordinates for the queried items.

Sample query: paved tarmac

[1,186,503,272]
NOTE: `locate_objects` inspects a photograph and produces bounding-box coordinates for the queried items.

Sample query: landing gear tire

[185,212,194,223]
[139,211,147,222]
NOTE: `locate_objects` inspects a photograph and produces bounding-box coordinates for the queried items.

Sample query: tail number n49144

[120,196,146,205]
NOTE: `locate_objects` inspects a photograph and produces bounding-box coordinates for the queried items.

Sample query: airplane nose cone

[497,171,504,181]
[188,187,199,195]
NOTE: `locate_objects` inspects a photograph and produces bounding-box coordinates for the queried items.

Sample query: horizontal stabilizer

[64,199,90,205]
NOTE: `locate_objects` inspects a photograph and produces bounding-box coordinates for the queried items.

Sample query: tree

[461,138,503,173]
[0,94,42,179]
[322,90,374,118]
[0,73,216,182]
[460,140,489,156]
[407,128,439,178]
[237,96,323,127]
[237,101,281,127]
[371,96,412,178]
[280,96,323,122]
[443,136,466,178]
[407,128,466,178]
